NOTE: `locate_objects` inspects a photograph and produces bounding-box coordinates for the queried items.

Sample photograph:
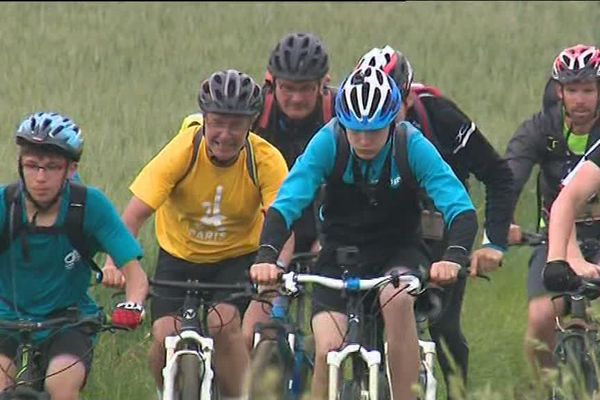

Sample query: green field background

[0,2,599,399]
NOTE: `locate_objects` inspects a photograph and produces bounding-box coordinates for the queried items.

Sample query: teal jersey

[0,184,143,340]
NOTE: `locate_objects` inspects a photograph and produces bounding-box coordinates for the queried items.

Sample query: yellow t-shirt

[130,115,289,263]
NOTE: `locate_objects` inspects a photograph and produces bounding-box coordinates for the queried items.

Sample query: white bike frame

[162,328,215,400]
[282,272,426,400]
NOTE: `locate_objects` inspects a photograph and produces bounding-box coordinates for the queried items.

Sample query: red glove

[112,302,145,329]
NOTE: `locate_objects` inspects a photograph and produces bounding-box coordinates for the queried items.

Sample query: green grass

[0,1,599,398]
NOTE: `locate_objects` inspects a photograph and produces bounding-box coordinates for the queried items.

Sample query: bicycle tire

[248,339,292,400]
[555,331,598,398]
[339,380,361,400]
[177,353,202,400]
[0,388,50,400]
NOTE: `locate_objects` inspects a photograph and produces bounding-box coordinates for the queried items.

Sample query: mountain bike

[149,279,256,400]
[281,246,431,400]
[0,307,125,400]
[543,259,600,400]
[248,252,316,400]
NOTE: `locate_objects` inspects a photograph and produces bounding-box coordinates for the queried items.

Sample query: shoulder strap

[258,73,276,130]
[393,124,418,191]
[410,89,436,141]
[173,127,203,188]
[64,182,103,279]
[322,87,334,123]
[331,124,351,182]
[0,183,22,254]
[244,138,258,186]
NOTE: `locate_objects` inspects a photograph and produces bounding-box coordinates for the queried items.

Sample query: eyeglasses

[21,161,67,176]
[276,82,320,96]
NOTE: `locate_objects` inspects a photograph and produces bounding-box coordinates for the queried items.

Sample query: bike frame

[282,271,424,400]
[251,254,314,399]
[0,310,110,399]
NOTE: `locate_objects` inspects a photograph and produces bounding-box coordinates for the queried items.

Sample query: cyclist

[102,69,288,399]
[243,31,336,349]
[250,66,478,400]
[0,112,148,400]
[355,45,514,395]
[505,44,600,376]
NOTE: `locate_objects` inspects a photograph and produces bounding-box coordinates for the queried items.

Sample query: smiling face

[346,127,390,160]
[203,112,254,165]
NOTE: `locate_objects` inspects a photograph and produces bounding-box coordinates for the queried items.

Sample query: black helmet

[198,69,263,116]
[267,32,329,81]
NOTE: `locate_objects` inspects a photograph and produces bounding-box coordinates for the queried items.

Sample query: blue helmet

[15,112,84,161]
[335,66,402,131]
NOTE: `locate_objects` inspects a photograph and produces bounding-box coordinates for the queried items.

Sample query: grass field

[0,2,599,399]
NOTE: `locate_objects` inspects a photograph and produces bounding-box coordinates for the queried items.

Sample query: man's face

[346,127,390,160]
[203,113,254,164]
[274,79,321,121]
[557,80,599,126]
[20,153,73,206]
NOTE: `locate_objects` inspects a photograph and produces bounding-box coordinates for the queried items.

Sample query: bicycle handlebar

[0,312,117,334]
[149,279,255,292]
[281,271,423,296]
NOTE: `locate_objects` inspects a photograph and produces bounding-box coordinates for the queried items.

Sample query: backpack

[256,71,335,131]
[173,115,259,189]
[330,122,445,241]
[409,83,444,142]
[0,182,103,278]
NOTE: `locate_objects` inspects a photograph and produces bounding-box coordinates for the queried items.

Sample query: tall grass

[0,2,598,398]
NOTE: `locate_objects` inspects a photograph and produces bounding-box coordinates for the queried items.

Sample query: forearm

[565,227,584,261]
[255,208,292,264]
[547,196,578,261]
[277,232,295,268]
[481,163,514,250]
[443,210,478,267]
[121,261,149,305]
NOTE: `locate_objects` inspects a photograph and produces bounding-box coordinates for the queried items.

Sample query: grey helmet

[16,112,84,161]
[268,32,329,81]
[198,69,263,116]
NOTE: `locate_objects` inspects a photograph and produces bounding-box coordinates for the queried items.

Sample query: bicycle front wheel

[555,331,598,398]
[177,354,203,400]
[248,339,292,399]
[340,380,361,400]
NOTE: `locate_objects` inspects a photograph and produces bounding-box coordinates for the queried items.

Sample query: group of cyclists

[0,29,599,400]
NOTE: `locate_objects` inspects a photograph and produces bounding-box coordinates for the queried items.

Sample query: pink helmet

[551,44,600,84]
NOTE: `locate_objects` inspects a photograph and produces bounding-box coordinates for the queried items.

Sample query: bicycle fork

[162,330,215,400]
[327,344,381,400]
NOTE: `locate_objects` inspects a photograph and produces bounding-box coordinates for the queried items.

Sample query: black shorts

[150,248,255,324]
[0,327,94,386]
[311,242,430,318]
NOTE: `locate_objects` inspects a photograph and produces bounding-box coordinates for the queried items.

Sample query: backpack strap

[331,124,351,182]
[392,124,418,191]
[257,72,276,130]
[63,182,103,279]
[410,90,436,141]
[0,183,22,255]
[244,138,258,186]
[173,127,204,188]
[322,87,334,123]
